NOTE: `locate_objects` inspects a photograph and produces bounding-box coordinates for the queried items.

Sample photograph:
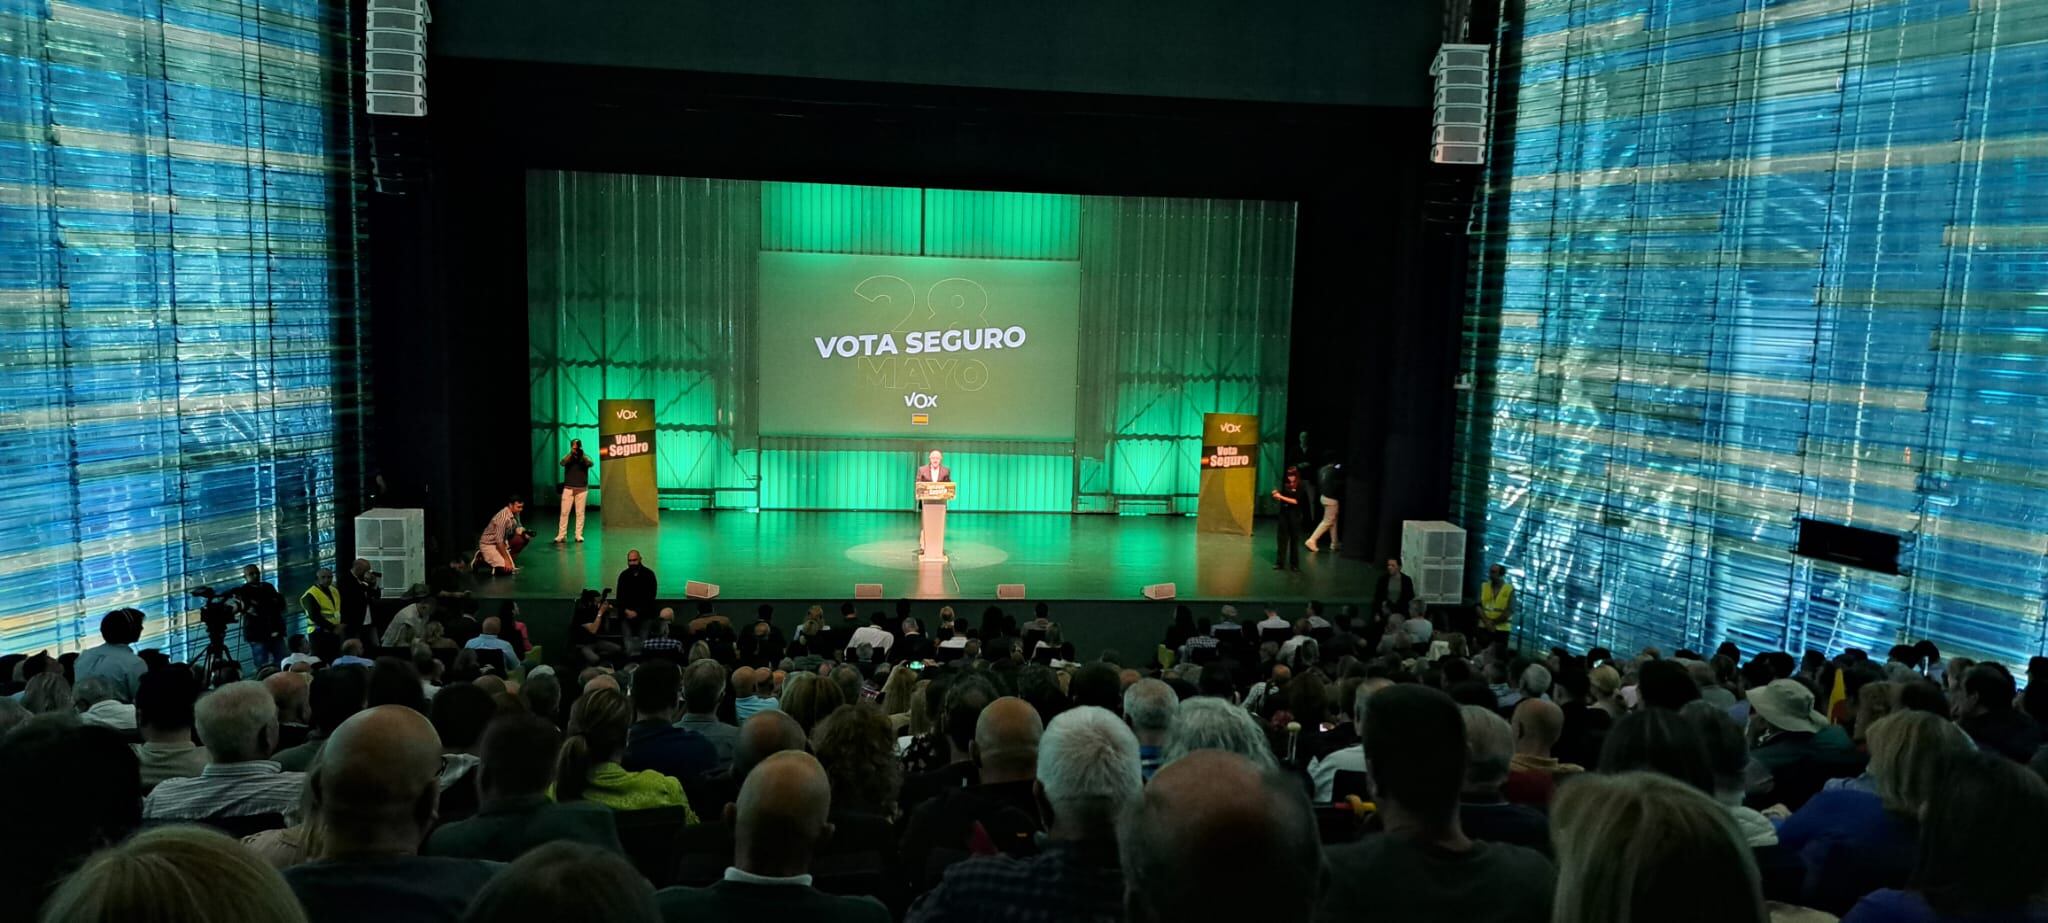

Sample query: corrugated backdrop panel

[528,176,1297,514]
[1457,0,2048,672]
[0,0,359,657]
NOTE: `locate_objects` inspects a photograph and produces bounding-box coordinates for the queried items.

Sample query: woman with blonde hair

[1780,709,1973,914]
[1553,771,1768,923]
[1850,681,1898,746]
[779,671,846,738]
[555,687,697,818]
[879,662,918,719]
[40,826,307,923]
[1588,664,1627,720]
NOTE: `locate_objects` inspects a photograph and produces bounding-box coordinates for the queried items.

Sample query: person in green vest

[1479,564,1514,651]
[301,568,341,663]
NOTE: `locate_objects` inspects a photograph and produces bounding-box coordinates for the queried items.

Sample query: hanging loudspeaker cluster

[365,0,429,117]
[1431,43,1489,165]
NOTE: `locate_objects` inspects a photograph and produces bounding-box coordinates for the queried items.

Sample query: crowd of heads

[3,593,2047,923]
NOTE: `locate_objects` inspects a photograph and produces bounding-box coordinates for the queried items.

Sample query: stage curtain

[527,174,1295,514]
[1457,0,2048,671]
[0,0,361,657]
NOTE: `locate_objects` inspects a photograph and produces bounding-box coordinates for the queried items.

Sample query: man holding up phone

[555,439,594,543]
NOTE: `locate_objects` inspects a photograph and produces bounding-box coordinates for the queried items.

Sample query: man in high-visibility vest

[301,567,341,663]
[1478,563,1514,651]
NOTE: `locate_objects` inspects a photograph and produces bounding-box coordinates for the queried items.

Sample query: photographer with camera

[229,564,289,671]
[341,558,381,644]
[568,588,624,667]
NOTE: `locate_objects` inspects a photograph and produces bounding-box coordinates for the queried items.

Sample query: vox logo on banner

[1197,412,1258,536]
[598,399,658,528]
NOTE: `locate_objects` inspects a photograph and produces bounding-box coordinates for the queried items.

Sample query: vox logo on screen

[758,252,1079,441]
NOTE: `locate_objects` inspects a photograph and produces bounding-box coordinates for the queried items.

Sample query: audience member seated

[1680,701,1806,902]
[462,617,521,675]
[1679,701,1780,846]
[520,668,562,725]
[367,657,427,713]
[426,713,622,861]
[40,825,306,923]
[1691,658,1739,711]
[1068,662,1122,714]
[655,751,890,922]
[1315,685,1554,923]
[908,706,1142,923]
[282,706,500,923]
[1549,666,1609,770]
[265,671,313,749]
[0,717,141,921]
[557,686,697,819]
[832,663,867,705]
[1599,708,1717,793]
[332,639,375,669]
[1953,664,2042,763]
[457,842,655,923]
[1162,696,1279,771]
[132,668,209,793]
[1747,679,1862,809]
[143,680,303,825]
[731,666,779,724]
[1310,678,1389,802]
[1504,697,1580,805]
[1636,658,1704,711]
[274,665,368,772]
[1015,663,1071,726]
[677,659,738,771]
[1842,750,2048,923]
[901,673,999,810]
[1782,710,1972,915]
[1122,678,1176,780]
[1551,772,1768,923]
[74,676,136,731]
[1458,704,1553,854]
[73,608,148,704]
[814,701,906,821]
[623,659,717,782]
[1124,749,1324,923]
[428,682,496,823]
[22,673,73,717]
[900,696,1044,894]
[780,671,846,738]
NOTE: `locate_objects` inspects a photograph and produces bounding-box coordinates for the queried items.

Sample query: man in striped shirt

[143,680,305,822]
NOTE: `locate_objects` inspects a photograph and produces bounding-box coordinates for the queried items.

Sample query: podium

[916,481,956,566]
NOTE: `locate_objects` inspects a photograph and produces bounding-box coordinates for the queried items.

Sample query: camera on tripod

[190,585,247,640]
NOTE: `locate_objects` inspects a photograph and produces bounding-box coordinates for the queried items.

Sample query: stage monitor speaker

[855,583,883,599]
[996,584,1026,599]
[684,580,719,599]
[1142,582,1177,600]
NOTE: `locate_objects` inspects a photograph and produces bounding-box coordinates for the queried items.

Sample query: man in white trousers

[555,438,594,543]
[1306,458,1343,552]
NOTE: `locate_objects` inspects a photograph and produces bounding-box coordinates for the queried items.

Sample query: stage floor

[476,510,1373,603]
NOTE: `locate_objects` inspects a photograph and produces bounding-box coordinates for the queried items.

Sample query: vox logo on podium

[904,392,941,409]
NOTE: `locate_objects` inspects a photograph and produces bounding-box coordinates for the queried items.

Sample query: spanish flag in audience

[1826,668,1849,724]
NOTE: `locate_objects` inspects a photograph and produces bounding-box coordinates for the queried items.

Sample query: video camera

[190,585,248,640]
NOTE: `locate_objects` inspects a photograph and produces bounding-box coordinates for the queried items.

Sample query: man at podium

[917,449,951,483]
[916,450,954,564]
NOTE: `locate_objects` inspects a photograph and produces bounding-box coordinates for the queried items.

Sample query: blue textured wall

[0,0,355,656]
[1460,0,2048,670]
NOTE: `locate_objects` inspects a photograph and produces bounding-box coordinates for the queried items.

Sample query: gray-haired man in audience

[908,705,1142,922]
[141,680,302,822]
